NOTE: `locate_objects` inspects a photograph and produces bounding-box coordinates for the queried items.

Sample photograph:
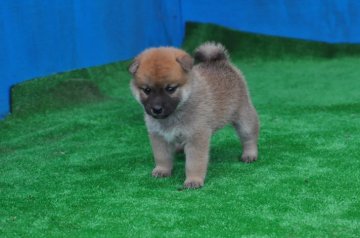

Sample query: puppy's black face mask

[140,87,180,119]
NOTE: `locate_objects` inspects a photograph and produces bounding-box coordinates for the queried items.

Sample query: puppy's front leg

[184,131,211,189]
[149,133,174,177]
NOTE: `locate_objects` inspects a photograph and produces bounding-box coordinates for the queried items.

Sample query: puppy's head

[129,47,193,119]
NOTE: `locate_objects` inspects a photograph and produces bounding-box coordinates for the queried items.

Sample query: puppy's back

[194,42,246,93]
[194,42,248,101]
[193,43,251,121]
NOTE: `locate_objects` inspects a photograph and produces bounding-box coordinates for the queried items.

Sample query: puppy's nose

[151,105,163,115]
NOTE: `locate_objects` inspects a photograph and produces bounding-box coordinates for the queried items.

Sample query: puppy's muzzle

[148,105,169,119]
[151,105,163,115]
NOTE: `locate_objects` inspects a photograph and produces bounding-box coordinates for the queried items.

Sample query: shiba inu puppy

[129,42,259,189]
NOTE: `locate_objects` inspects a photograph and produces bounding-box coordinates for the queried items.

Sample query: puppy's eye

[142,87,151,95]
[165,86,177,94]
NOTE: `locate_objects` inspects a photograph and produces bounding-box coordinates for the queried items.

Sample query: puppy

[129,42,259,189]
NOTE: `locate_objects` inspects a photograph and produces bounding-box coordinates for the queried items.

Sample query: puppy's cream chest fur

[145,116,187,143]
[160,127,185,143]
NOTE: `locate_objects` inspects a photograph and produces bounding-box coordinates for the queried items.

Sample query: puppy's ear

[128,59,139,75]
[176,55,193,72]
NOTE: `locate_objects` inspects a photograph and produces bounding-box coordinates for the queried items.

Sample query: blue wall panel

[182,0,360,44]
[0,0,183,118]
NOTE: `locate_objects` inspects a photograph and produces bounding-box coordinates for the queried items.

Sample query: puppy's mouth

[151,114,170,119]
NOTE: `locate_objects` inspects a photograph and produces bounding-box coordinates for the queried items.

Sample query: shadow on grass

[11,78,106,117]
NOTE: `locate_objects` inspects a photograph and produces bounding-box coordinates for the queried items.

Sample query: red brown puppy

[129,42,259,189]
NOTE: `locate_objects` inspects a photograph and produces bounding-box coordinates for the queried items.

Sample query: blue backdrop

[1,0,360,117]
[0,0,183,117]
[182,0,360,44]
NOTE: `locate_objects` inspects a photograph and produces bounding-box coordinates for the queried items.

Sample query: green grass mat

[1,23,360,237]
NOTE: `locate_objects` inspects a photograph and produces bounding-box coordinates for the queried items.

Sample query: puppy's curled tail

[194,42,229,63]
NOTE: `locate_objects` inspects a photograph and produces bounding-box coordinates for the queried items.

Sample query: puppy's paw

[184,178,204,189]
[152,167,172,178]
[241,152,258,163]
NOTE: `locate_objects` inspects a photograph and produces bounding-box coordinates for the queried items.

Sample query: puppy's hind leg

[233,106,259,163]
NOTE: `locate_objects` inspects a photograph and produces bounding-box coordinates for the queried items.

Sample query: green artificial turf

[1,23,360,237]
